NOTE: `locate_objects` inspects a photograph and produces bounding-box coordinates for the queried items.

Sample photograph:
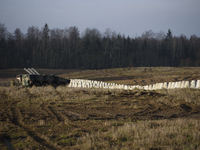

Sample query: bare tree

[0,23,7,38]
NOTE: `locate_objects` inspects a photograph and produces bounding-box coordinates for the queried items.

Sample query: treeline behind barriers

[0,23,200,69]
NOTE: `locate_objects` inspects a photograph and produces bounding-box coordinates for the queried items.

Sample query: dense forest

[0,23,200,69]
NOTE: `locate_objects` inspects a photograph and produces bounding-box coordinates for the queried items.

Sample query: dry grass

[159,88,200,105]
[76,118,200,150]
[1,75,200,149]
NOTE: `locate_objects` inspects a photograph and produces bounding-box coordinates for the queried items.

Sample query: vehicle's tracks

[42,106,60,123]
[48,106,67,122]
[48,106,83,122]
[9,106,63,149]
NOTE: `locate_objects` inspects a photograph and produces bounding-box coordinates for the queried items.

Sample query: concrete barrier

[174,82,178,88]
[185,81,190,88]
[171,82,175,89]
[190,80,196,88]
[181,81,185,88]
[144,85,149,90]
[152,84,156,90]
[148,85,153,90]
[177,81,182,88]
[163,82,168,89]
[68,78,200,91]
[159,83,164,89]
[155,83,159,89]
[168,82,172,89]
[197,80,200,88]
[138,86,144,90]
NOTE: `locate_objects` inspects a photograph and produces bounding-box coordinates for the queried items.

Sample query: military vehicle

[16,68,70,87]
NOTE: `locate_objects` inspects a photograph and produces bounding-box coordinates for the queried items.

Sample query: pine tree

[166,29,172,41]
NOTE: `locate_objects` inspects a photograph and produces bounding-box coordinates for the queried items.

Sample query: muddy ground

[1,86,200,149]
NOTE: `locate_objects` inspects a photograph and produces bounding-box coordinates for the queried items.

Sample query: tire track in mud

[9,106,62,150]
[42,106,61,123]
[48,106,66,122]
[48,106,84,121]
[0,107,12,123]
[131,104,196,120]
[131,105,173,120]
[47,106,79,123]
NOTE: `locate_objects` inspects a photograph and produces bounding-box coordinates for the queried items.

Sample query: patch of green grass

[60,133,69,138]
[48,124,53,127]
[186,134,193,142]
[59,138,76,144]
[10,133,26,139]
[57,104,63,107]
[18,102,25,107]
[13,140,30,149]
[99,127,106,132]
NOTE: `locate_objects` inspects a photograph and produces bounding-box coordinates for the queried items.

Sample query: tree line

[0,23,200,70]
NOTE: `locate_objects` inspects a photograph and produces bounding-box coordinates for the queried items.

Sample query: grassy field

[0,67,200,149]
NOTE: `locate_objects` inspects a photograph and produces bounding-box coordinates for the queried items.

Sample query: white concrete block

[115,85,119,89]
[100,84,103,88]
[159,83,164,89]
[171,82,175,89]
[144,85,149,90]
[152,84,156,90]
[181,81,186,88]
[78,82,82,88]
[168,82,172,89]
[155,83,159,89]
[197,80,200,88]
[177,81,182,88]
[174,82,178,88]
[158,83,162,89]
[185,81,190,88]
[129,86,133,90]
[190,80,196,88]
[124,85,128,90]
[132,85,136,89]
[148,85,153,90]
[163,82,168,89]
[103,86,108,89]
[138,86,143,90]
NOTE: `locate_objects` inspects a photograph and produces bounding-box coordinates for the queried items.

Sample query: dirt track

[1,86,200,149]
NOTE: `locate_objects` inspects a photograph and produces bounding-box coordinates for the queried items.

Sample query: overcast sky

[0,0,200,38]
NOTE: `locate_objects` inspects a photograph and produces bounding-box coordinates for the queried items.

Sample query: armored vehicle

[16,68,70,87]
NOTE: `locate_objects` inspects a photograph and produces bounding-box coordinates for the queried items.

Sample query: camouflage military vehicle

[16,68,70,87]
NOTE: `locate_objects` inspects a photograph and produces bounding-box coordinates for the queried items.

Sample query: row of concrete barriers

[68,79,200,90]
